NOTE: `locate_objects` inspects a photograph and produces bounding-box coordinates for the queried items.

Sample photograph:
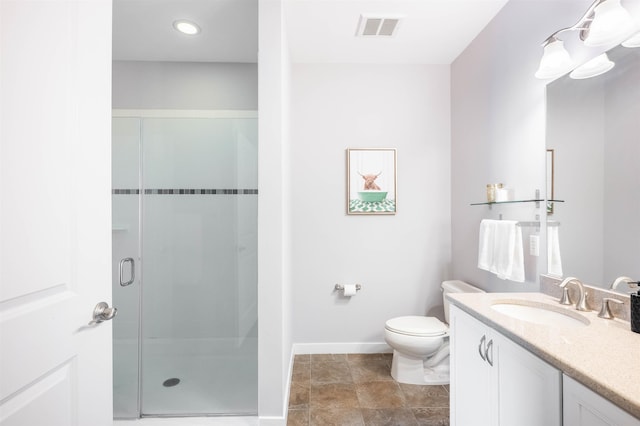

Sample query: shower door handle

[119,257,135,287]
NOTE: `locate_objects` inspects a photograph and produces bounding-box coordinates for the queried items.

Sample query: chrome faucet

[610,276,639,292]
[559,277,589,311]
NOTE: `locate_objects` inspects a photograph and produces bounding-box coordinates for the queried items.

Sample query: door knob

[92,302,117,324]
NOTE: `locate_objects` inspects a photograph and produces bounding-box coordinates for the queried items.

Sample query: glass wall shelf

[470,199,564,206]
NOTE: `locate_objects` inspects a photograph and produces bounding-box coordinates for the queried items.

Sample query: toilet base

[390,350,450,385]
[422,363,450,385]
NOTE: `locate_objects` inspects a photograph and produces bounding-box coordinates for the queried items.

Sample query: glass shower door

[140,117,258,416]
[112,117,142,419]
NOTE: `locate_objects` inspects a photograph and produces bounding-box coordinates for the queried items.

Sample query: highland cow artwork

[347,148,397,215]
[359,172,382,190]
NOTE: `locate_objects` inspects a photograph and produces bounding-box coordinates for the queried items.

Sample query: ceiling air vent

[356,15,402,37]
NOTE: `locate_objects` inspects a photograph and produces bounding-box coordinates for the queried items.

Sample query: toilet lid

[385,316,448,337]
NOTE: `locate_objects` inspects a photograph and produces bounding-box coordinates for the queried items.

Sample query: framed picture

[346,148,397,215]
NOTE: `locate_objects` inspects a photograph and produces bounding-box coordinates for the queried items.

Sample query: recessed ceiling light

[173,20,201,36]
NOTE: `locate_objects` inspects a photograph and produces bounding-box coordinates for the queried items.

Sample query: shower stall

[111,111,258,419]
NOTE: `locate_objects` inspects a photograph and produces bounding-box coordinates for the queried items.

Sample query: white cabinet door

[450,306,562,426]
[0,1,113,425]
[564,375,640,426]
[497,334,561,426]
[450,306,494,426]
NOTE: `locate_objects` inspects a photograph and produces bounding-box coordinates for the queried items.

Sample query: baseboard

[258,417,286,426]
[292,342,392,355]
[280,348,295,425]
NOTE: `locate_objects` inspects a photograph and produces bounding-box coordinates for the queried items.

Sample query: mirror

[546,44,640,293]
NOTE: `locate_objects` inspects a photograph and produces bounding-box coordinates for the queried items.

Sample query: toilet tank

[441,280,485,324]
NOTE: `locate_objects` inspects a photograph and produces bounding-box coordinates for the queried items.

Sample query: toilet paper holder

[334,284,362,292]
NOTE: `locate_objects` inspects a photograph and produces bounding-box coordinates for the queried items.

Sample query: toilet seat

[385,316,448,337]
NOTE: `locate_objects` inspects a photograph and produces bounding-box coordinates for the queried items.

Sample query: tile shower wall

[112,57,264,415]
[140,118,258,340]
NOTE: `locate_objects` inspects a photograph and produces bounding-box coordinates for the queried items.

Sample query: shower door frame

[112,109,259,419]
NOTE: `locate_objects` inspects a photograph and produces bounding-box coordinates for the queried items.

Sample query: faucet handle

[576,290,589,312]
[559,286,573,306]
[598,297,624,319]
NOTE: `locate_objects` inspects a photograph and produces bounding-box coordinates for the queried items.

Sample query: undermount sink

[491,300,590,328]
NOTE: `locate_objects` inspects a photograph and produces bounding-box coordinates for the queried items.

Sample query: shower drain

[162,378,181,387]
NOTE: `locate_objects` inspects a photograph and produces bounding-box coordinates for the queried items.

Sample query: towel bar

[516,221,560,227]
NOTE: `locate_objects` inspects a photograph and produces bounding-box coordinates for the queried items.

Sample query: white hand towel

[547,223,563,276]
[491,220,524,282]
[477,219,495,271]
[477,219,525,282]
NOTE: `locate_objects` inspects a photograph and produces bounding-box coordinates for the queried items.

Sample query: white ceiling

[112,0,259,63]
[113,0,509,64]
[284,0,509,64]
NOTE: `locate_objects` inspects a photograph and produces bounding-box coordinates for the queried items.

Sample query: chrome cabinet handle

[485,339,494,366]
[119,257,135,287]
[478,335,487,361]
[92,302,117,324]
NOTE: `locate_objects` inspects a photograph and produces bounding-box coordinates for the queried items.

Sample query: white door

[1,1,113,425]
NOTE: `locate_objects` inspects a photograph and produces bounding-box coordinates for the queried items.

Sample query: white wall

[451,0,589,292]
[258,0,292,422]
[112,61,257,110]
[290,64,451,347]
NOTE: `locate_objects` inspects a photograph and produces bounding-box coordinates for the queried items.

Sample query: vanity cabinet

[564,375,640,426]
[450,306,562,426]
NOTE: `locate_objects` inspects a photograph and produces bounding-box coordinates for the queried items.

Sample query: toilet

[384,280,485,385]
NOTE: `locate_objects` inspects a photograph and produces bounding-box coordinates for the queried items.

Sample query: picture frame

[346,148,397,215]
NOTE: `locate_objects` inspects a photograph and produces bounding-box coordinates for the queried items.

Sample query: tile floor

[286,353,450,426]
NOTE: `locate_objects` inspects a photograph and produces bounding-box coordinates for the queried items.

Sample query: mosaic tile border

[112,188,258,195]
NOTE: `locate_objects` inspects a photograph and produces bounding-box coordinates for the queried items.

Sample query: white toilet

[384,280,485,385]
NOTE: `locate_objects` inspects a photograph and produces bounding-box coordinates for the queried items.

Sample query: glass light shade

[584,0,634,46]
[622,31,640,48]
[173,20,201,35]
[535,40,574,79]
[570,53,615,79]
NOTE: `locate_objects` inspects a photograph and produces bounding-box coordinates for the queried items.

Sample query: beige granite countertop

[447,292,640,419]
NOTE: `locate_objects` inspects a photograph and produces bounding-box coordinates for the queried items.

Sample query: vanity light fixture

[583,0,635,46]
[173,19,201,36]
[535,0,637,79]
[569,52,615,79]
[622,31,640,47]
[535,38,575,79]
